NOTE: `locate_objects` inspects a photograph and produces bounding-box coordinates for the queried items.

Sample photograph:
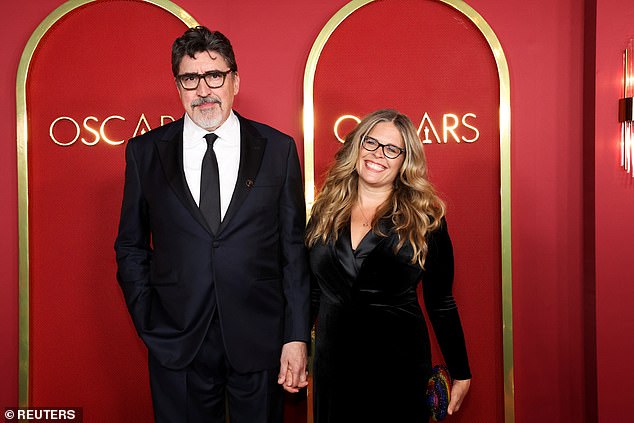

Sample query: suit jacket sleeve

[114,139,152,335]
[279,138,311,344]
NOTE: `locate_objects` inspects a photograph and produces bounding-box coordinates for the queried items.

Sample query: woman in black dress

[306,109,471,422]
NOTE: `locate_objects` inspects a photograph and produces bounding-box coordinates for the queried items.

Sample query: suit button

[212,241,220,248]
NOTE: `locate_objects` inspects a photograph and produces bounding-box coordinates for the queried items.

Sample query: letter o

[334,115,361,143]
[49,116,80,146]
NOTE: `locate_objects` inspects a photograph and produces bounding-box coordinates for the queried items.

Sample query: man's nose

[196,79,212,96]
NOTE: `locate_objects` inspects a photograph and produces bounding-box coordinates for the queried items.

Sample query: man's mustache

[191,97,221,108]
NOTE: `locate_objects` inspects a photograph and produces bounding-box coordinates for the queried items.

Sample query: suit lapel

[219,115,266,232]
[155,118,212,234]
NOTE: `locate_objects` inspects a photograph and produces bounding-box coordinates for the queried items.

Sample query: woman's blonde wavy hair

[306,109,445,268]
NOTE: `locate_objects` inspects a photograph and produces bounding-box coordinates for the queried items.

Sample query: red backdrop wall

[1,1,632,422]
[595,1,634,422]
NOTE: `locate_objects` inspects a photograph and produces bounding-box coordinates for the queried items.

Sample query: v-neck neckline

[345,222,382,257]
[351,226,372,252]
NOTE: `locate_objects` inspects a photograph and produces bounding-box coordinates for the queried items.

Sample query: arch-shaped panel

[303,1,512,421]
[17,0,198,415]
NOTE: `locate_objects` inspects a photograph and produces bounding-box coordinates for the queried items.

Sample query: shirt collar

[183,111,238,147]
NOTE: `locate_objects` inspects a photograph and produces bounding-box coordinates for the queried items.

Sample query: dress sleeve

[421,218,471,380]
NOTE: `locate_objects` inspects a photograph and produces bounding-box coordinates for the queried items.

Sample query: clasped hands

[277,341,308,393]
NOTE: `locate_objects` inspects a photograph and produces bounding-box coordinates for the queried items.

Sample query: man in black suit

[114,26,310,423]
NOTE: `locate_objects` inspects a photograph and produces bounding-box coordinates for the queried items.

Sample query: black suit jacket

[114,113,310,372]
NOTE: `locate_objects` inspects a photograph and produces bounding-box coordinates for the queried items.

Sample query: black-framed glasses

[177,69,233,90]
[361,136,405,159]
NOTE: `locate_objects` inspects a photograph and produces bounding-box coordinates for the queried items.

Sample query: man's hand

[277,341,308,393]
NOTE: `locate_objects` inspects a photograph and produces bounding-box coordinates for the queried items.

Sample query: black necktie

[200,133,220,233]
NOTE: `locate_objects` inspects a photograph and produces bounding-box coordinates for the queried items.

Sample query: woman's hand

[447,378,471,415]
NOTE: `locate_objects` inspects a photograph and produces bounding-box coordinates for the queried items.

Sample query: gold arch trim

[16,0,198,407]
[302,1,513,422]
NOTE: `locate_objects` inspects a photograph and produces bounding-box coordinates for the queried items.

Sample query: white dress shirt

[182,111,241,220]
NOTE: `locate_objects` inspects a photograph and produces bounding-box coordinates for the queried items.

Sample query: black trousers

[148,317,283,423]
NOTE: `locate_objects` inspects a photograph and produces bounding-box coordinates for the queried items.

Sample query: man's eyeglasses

[177,69,233,90]
[361,136,405,159]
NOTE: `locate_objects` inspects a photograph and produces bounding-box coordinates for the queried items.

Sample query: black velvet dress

[309,218,470,423]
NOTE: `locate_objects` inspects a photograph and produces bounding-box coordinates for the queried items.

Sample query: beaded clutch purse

[425,364,452,421]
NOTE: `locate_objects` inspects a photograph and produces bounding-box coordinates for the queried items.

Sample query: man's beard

[193,107,223,130]
[191,97,223,130]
